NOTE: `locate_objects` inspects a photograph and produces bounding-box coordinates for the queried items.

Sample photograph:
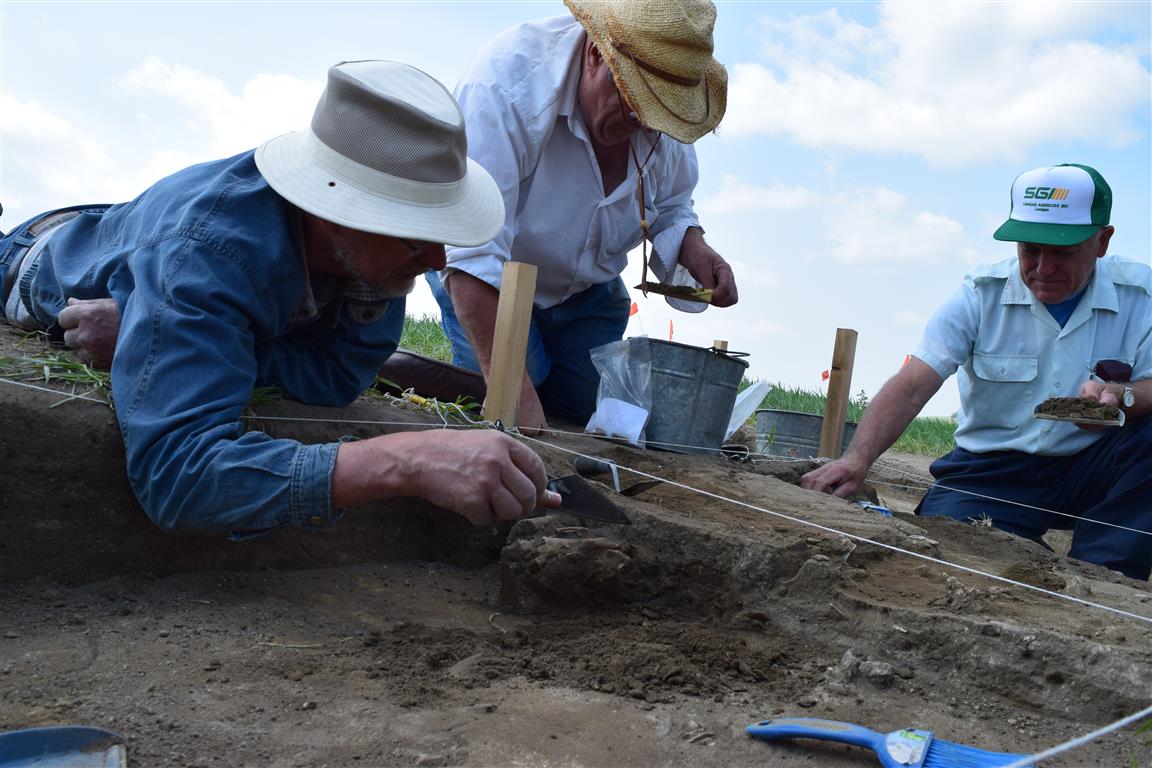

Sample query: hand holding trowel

[532,473,631,525]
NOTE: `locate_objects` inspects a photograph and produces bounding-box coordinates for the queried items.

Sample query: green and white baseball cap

[993,163,1111,246]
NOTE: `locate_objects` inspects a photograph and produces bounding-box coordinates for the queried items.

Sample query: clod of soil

[1034,396,1120,421]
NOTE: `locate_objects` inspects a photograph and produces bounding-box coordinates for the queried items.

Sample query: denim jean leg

[425,270,551,387]
[534,278,630,425]
[1,227,41,323]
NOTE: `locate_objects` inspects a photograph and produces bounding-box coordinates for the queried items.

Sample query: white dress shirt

[441,15,703,308]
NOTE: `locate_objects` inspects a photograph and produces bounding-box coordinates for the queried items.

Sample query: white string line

[999,703,1152,768]
[4,374,1146,538]
[515,433,1152,625]
[0,376,109,405]
[528,424,1146,538]
[862,475,1152,539]
[5,375,1149,544]
[4,378,1147,758]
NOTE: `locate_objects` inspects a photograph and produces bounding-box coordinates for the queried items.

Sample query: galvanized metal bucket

[754,409,858,459]
[638,338,749,454]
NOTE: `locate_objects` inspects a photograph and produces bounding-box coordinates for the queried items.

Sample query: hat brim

[566,0,726,144]
[611,56,727,144]
[992,219,1101,246]
[255,130,504,247]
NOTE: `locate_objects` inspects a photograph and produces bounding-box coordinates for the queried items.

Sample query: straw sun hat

[256,60,504,246]
[564,0,727,143]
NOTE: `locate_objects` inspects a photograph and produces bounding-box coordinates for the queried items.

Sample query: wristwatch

[1119,385,1135,409]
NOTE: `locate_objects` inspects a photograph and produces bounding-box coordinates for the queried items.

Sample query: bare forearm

[844,360,943,466]
[331,430,558,525]
[444,272,502,377]
[331,432,420,508]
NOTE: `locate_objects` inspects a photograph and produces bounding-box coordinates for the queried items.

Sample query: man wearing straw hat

[0,61,559,534]
[428,0,740,433]
[802,164,1151,581]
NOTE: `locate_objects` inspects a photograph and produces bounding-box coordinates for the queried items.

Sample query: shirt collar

[1001,259,1117,313]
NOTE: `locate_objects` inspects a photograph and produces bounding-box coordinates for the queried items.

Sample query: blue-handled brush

[746,717,1033,767]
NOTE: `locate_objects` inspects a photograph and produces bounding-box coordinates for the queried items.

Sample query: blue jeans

[1,205,112,328]
[916,416,1152,581]
[427,272,631,425]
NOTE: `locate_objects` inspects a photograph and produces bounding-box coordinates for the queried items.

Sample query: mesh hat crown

[255,60,503,246]
[565,0,727,143]
[993,163,1111,246]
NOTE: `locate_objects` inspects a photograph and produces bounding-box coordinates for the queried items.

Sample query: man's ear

[1096,225,1115,258]
[584,37,609,78]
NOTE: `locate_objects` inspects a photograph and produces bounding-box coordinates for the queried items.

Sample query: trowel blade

[542,474,631,525]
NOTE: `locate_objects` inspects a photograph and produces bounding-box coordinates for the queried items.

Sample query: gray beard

[334,245,416,298]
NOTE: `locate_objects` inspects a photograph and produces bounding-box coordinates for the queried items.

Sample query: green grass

[742,379,956,457]
[400,314,453,362]
[395,316,960,457]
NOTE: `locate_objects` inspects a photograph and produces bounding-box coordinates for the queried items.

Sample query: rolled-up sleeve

[648,143,702,281]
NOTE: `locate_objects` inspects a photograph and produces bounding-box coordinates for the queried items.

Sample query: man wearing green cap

[802,164,1151,581]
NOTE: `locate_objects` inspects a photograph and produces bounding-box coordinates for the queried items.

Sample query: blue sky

[2,0,1149,417]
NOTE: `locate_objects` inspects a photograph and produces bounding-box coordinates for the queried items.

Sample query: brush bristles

[923,738,1032,768]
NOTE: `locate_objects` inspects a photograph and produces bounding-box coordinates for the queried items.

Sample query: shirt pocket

[970,352,1039,428]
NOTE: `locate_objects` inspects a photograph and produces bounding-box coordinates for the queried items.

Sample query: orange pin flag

[629,301,639,317]
[820,369,830,381]
[668,319,674,341]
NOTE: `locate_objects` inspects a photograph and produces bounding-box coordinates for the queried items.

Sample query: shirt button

[309,516,323,526]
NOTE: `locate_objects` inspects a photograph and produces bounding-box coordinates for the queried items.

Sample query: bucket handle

[709,346,749,358]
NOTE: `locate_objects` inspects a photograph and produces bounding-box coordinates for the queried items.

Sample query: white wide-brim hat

[256,60,504,247]
[565,0,727,144]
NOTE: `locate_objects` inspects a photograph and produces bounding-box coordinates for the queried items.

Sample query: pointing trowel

[534,473,631,525]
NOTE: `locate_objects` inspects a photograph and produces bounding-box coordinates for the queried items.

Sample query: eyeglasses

[399,237,434,257]
[1093,359,1133,382]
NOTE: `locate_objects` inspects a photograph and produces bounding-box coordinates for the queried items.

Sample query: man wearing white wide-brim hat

[0,61,559,534]
[802,164,1151,582]
[428,0,740,433]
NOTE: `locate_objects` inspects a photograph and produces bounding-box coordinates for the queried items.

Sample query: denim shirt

[25,151,405,533]
[913,255,1151,456]
[442,15,703,307]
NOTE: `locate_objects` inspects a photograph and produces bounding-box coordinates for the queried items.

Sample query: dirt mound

[2,330,1150,767]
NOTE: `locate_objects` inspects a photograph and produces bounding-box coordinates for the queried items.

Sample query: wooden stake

[482,262,538,430]
[712,339,728,351]
[819,328,858,459]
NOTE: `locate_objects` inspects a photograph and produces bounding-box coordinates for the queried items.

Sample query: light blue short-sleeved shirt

[913,255,1151,456]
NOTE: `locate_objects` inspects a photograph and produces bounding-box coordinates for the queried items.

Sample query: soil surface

[1035,397,1121,422]
[2,331,1150,767]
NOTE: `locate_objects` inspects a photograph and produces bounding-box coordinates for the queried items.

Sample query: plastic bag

[584,338,652,447]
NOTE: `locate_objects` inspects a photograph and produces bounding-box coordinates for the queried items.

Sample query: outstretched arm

[801,357,944,498]
[333,429,559,527]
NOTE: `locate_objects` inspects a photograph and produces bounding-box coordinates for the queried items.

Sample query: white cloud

[118,57,321,160]
[893,311,922,327]
[1,60,321,223]
[722,2,1151,164]
[701,174,983,265]
[0,93,113,201]
[825,186,981,264]
[696,174,817,214]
